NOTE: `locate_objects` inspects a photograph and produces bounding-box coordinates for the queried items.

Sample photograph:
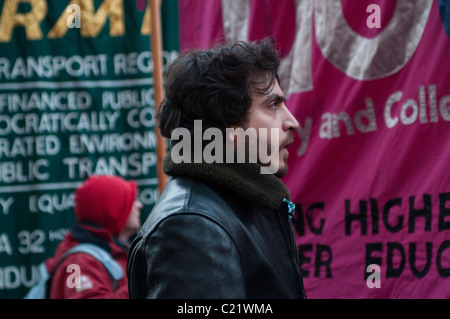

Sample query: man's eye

[269,102,279,109]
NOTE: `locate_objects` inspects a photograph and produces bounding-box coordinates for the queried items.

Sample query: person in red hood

[45,175,142,299]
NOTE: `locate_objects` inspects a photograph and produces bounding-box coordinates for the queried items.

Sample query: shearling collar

[162,147,290,210]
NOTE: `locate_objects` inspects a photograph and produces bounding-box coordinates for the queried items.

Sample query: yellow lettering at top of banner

[141,0,161,35]
[0,0,47,42]
[0,0,160,42]
[48,0,124,39]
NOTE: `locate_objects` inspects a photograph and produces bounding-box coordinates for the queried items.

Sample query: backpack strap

[47,243,123,295]
[24,243,123,299]
[23,263,51,299]
[63,243,123,282]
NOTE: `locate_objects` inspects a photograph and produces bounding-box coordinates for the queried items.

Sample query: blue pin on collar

[283,198,295,220]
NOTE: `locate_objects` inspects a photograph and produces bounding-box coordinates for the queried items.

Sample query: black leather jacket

[127,174,306,299]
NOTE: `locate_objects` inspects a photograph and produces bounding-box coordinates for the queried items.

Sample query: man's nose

[282,104,299,131]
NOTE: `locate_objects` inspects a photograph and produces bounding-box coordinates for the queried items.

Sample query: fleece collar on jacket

[163,147,291,210]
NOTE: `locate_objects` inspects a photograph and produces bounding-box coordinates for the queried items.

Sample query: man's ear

[227,129,235,143]
[227,125,239,143]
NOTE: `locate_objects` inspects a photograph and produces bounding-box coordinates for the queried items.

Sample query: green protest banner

[0,0,179,298]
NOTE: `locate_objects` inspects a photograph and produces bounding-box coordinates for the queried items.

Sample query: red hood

[74,175,137,237]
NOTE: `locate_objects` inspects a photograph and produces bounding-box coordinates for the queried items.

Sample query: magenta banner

[178,0,450,298]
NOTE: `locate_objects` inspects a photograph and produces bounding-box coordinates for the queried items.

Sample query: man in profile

[127,38,306,299]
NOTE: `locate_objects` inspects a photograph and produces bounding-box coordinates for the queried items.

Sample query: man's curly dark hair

[156,37,281,139]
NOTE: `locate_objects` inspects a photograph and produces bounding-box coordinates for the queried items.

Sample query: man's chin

[274,163,288,178]
[259,157,288,176]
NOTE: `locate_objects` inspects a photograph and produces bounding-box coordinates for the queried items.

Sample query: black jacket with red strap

[127,152,306,299]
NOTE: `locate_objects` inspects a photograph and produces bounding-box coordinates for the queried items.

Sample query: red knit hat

[74,175,137,237]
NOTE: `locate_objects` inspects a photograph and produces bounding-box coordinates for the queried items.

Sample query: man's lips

[281,139,294,150]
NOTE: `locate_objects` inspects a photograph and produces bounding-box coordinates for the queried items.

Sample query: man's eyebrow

[264,93,286,103]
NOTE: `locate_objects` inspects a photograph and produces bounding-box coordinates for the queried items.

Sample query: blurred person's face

[121,199,143,239]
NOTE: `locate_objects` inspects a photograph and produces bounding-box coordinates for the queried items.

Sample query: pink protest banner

[178,0,450,298]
